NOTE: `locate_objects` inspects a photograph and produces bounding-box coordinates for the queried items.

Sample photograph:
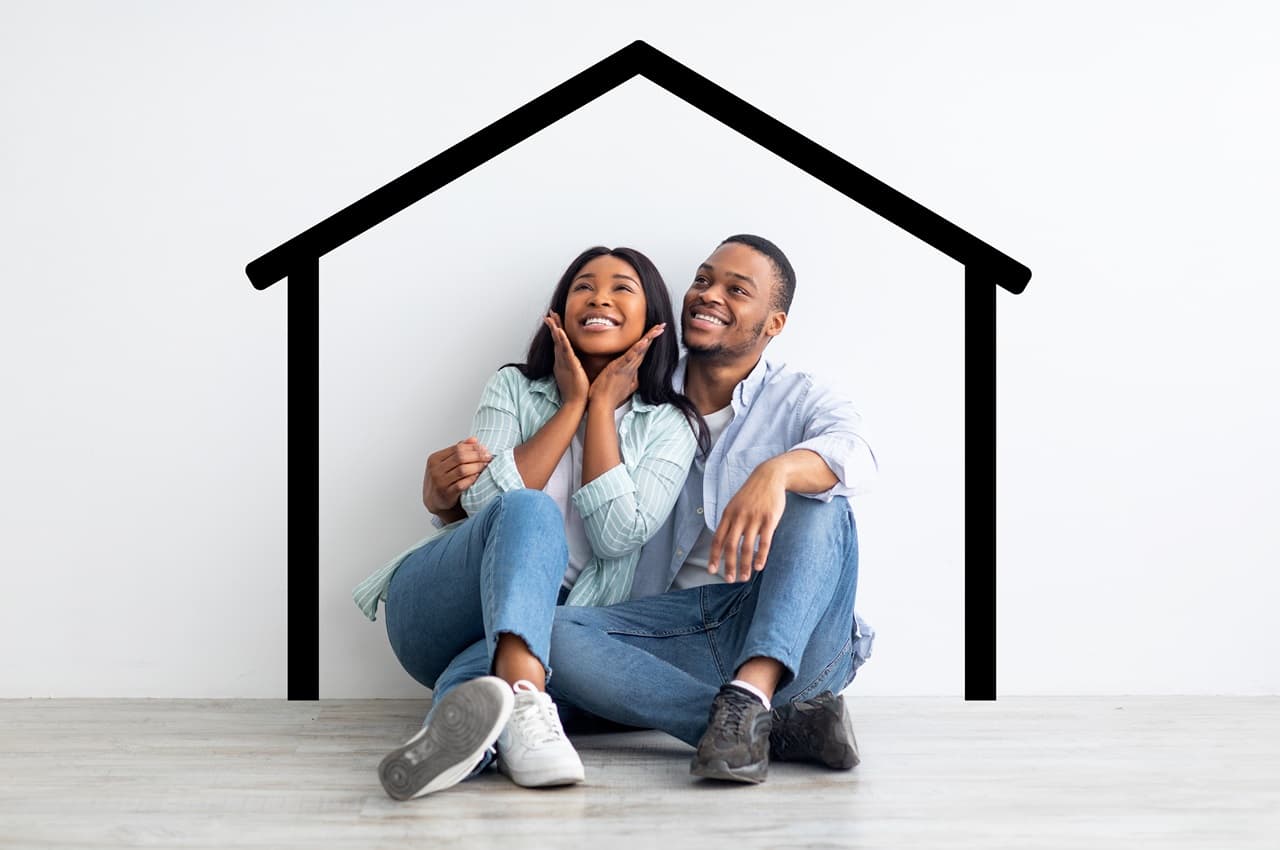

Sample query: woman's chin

[570,337,644,359]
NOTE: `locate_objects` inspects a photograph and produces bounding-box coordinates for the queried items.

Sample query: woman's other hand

[588,323,665,410]
[545,312,590,408]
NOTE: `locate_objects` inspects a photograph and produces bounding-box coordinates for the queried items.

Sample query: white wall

[2,1,1277,697]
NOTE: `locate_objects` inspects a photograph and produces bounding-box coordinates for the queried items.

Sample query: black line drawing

[246,40,1031,701]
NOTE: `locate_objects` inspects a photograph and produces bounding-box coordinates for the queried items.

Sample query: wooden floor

[1,697,1277,849]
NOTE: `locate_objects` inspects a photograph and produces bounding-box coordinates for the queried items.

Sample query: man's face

[681,242,785,361]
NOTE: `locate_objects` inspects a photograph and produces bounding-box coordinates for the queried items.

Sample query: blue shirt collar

[674,353,773,410]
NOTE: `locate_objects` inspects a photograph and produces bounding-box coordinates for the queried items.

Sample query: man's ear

[764,311,787,338]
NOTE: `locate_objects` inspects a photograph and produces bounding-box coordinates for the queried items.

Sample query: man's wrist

[755,456,792,490]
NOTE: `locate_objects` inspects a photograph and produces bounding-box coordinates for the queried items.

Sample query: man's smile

[687,306,730,329]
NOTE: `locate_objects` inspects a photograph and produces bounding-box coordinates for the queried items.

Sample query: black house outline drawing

[246,40,1031,702]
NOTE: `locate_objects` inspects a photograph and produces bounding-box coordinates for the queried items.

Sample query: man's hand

[423,437,492,520]
[707,459,788,583]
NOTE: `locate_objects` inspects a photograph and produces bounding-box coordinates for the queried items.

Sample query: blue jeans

[549,494,860,746]
[385,489,568,728]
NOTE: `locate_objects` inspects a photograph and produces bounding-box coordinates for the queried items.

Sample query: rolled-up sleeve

[790,378,878,501]
[572,405,696,559]
[460,368,529,515]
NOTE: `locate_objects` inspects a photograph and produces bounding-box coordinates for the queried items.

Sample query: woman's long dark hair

[505,246,709,455]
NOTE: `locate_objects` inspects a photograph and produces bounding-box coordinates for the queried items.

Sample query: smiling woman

[350,245,707,802]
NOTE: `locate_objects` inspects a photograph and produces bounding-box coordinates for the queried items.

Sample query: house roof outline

[246,39,1031,702]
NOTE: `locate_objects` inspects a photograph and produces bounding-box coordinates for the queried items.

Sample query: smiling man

[547,234,877,783]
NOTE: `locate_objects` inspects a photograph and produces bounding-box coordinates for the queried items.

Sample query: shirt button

[696,507,704,515]
[676,548,684,557]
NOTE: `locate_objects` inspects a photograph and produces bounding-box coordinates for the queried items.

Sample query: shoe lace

[715,692,754,739]
[510,681,566,747]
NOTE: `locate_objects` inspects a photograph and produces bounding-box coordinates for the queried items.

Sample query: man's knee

[776,494,855,547]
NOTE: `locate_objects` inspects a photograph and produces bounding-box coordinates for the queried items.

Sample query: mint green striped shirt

[352,366,698,621]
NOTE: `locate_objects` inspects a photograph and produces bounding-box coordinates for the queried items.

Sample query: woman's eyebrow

[574,272,638,284]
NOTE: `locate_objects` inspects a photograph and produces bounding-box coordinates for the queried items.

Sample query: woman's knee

[493,488,561,526]
[478,488,563,543]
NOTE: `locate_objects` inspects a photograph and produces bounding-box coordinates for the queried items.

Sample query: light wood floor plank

[1,697,1277,848]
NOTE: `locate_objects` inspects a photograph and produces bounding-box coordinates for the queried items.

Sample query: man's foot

[496,680,585,787]
[689,684,772,784]
[770,691,860,769]
[378,675,513,801]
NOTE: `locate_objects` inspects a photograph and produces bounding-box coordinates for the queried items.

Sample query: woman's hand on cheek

[588,323,665,409]
[545,313,590,409]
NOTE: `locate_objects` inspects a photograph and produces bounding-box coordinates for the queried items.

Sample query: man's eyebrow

[698,263,756,289]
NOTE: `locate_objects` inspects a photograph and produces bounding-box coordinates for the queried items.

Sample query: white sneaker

[496,680,585,787]
[378,675,513,800]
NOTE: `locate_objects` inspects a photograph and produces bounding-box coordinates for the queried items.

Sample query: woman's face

[561,254,649,358]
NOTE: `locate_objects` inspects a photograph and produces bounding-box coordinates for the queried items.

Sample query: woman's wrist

[587,394,621,416]
[561,394,589,415]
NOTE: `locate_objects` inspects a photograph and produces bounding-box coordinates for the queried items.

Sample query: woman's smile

[579,311,623,332]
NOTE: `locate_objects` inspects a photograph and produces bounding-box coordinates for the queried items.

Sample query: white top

[672,404,735,590]
[544,400,632,589]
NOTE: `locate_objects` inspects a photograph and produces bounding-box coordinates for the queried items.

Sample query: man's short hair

[719,234,796,313]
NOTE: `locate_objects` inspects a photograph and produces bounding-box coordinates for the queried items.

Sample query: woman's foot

[496,680,585,787]
[378,676,513,800]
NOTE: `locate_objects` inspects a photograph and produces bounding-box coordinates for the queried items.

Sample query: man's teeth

[584,317,617,327]
[693,313,727,326]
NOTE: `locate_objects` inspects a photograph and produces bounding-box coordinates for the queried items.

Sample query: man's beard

[682,317,767,361]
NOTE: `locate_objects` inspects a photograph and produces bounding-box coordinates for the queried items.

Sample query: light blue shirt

[628,355,877,665]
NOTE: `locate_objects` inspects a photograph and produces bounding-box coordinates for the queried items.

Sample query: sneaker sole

[378,676,513,801]
[690,756,768,784]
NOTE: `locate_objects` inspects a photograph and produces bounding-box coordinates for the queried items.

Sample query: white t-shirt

[672,404,735,590]
[543,400,632,590]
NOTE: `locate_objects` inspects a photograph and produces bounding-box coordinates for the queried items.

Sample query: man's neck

[684,352,762,415]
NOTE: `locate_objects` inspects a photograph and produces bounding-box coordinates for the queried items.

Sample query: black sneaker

[769,691,859,769]
[378,675,514,801]
[689,684,772,784]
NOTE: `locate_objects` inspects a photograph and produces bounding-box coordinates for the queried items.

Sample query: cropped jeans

[384,489,569,731]
[550,494,862,746]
